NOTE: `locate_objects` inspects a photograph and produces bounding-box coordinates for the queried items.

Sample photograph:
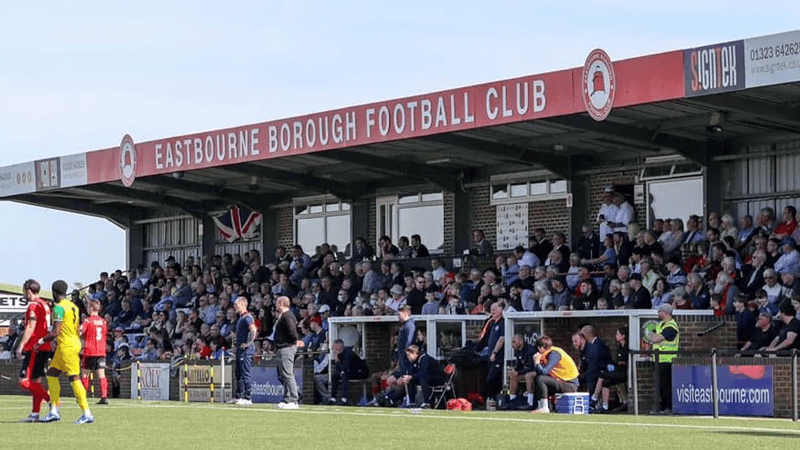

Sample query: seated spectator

[328,339,369,405]
[685,273,709,310]
[549,277,570,310]
[395,344,444,408]
[410,234,430,258]
[719,214,739,246]
[733,296,757,348]
[774,238,800,275]
[430,257,447,281]
[397,236,413,259]
[139,338,159,361]
[659,218,685,258]
[583,234,616,268]
[740,249,767,299]
[349,237,375,263]
[651,278,672,309]
[572,279,599,311]
[765,301,800,353]
[115,299,136,329]
[378,235,400,259]
[503,254,521,286]
[665,256,687,289]
[773,206,798,240]
[576,224,601,261]
[761,269,788,314]
[530,335,580,413]
[515,244,540,270]
[421,291,440,315]
[306,316,327,352]
[626,273,651,309]
[740,311,779,353]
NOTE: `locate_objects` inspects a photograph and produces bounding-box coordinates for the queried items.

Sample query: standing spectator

[530,335,580,414]
[233,298,257,405]
[644,304,680,415]
[478,302,505,400]
[274,296,301,409]
[470,229,494,258]
[597,188,617,239]
[580,325,613,400]
[576,224,601,261]
[411,234,430,258]
[609,194,635,236]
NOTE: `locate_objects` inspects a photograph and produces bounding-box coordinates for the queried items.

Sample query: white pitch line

[1,398,798,435]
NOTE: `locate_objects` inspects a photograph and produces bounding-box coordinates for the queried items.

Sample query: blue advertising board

[250,366,304,404]
[672,365,773,416]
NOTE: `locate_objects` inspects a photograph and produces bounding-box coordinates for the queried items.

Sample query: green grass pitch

[1,395,798,449]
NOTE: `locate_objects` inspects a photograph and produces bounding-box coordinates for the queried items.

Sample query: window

[294,199,351,255]
[377,193,444,252]
[647,177,704,227]
[490,178,569,205]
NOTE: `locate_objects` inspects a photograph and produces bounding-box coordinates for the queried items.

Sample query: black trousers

[658,362,672,410]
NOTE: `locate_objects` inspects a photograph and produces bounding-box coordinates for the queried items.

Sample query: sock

[47,377,61,412]
[29,381,50,404]
[509,394,517,401]
[602,401,609,410]
[527,393,535,405]
[537,399,549,411]
[81,377,90,392]
[100,377,108,398]
[71,379,90,414]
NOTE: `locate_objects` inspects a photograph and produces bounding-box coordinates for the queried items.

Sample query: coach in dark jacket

[274,296,301,408]
[402,345,445,407]
[329,339,369,405]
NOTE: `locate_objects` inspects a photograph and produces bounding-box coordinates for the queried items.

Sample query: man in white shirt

[597,188,618,239]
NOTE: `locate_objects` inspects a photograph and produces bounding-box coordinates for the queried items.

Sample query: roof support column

[259,208,279,266]
[126,222,145,271]
[350,201,370,255]
[200,215,217,269]
[452,189,471,255]
[570,179,589,249]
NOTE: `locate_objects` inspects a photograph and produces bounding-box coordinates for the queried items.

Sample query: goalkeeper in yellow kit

[40,280,94,424]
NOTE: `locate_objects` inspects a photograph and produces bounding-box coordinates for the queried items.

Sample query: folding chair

[431,364,457,409]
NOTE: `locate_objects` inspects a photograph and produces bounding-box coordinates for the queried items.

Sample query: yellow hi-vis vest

[541,346,579,381]
[653,318,680,363]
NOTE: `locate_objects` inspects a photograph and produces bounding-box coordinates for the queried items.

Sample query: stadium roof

[2,30,800,224]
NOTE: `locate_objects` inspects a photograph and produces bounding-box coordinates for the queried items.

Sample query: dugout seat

[431,363,457,409]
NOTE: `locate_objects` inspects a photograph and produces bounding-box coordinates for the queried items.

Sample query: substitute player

[81,299,109,404]
[41,280,94,424]
[15,279,53,422]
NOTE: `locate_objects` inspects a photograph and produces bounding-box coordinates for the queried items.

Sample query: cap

[114,326,125,332]
[390,284,405,295]
[629,273,642,281]
[118,343,130,350]
[310,315,322,325]
[658,304,674,316]
[667,255,683,267]
[781,237,797,248]
[319,304,331,314]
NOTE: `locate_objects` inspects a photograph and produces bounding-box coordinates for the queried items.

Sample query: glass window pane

[326,215,351,254]
[325,203,340,212]
[342,203,351,211]
[492,184,509,200]
[551,179,567,193]
[295,205,309,215]
[421,192,443,202]
[297,217,324,253]
[530,182,547,195]
[309,204,323,214]
[510,183,528,197]
[399,205,443,250]
[398,194,418,204]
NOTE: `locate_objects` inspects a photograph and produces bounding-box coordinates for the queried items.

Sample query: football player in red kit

[81,299,109,404]
[15,279,53,422]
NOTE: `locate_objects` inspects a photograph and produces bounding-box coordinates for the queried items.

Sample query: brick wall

[276,206,294,249]
[468,185,495,246]
[529,199,572,244]
[443,190,455,254]
[366,199,376,250]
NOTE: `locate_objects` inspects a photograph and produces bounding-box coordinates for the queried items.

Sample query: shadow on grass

[713,431,800,439]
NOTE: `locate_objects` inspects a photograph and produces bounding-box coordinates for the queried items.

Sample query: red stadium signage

[582,49,616,121]
[83,51,685,184]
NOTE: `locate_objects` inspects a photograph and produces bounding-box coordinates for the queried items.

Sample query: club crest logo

[119,134,137,187]
[582,49,616,121]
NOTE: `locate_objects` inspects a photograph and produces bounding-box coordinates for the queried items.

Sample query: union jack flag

[213,206,262,243]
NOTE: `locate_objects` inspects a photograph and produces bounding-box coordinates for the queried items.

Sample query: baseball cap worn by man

[390,284,404,296]
[629,273,642,282]
[659,304,674,316]
[319,304,331,314]
[781,237,796,248]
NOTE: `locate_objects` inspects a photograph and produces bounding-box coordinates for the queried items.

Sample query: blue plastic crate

[555,393,590,414]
